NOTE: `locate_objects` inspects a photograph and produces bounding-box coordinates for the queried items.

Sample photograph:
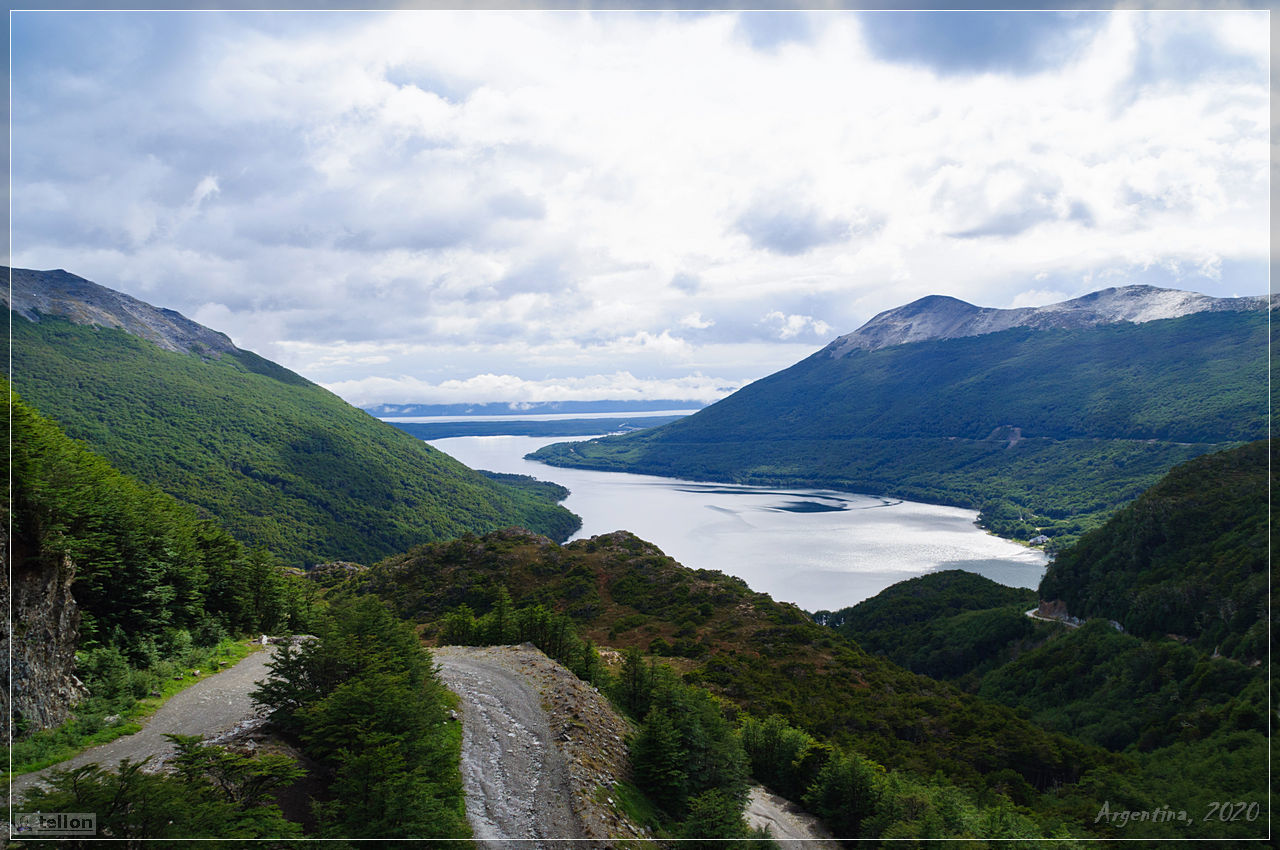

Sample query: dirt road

[11,648,274,801]
[433,646,587,848]
[746,785,839,848]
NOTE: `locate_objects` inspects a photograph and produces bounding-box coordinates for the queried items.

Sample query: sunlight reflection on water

[429,434,1047,612]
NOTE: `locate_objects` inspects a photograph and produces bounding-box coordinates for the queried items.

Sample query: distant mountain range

[532,285,1268,545]
[827,285,1269,355]
[366,400,706,418]
[4,267,580,563]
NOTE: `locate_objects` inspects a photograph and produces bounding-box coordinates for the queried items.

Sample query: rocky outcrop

[4,266,238,357]
[2,526,88,736]
[827,285,1270,356]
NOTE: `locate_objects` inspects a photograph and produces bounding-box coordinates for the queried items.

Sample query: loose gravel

[11,647,275,801]
[434,644,646,846]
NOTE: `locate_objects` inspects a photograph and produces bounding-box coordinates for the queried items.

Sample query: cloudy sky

[10,7,1270,406]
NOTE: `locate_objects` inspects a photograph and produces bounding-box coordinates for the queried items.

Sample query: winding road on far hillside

[11,648,275,801]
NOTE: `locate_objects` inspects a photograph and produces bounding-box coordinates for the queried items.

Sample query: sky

[9,7,1271,407]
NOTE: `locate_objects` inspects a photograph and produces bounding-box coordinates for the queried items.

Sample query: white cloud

[1007,289,1070,309]
[679,312,714,330]
[761,311,833,341]
[9,9,1268,404]
[325,371,750,407]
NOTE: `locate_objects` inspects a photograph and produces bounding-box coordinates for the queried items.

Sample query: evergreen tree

[631,706,688,813]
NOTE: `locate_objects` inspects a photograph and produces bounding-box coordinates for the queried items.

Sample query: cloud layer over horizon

[11,9,1269,406]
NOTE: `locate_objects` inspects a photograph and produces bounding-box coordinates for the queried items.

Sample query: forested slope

[7,307,579,565]
[815,442,1270,839]
[533,310,1266,543]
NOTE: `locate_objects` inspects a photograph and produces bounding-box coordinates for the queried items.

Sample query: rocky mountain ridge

[5,266,237,357]
[827,284,1269,356]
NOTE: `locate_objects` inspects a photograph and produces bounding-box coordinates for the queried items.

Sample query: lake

[429,434,1048,612]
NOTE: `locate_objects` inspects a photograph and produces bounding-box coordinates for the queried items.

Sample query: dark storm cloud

[858,10,1104,75]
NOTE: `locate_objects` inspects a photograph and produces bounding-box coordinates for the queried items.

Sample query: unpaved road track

[434,646,586,849]
[11,648,274,801]
[747,785,839,848]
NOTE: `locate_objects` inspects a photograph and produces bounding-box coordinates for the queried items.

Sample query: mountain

[3,267,580,564]
[826,284,1268,355]
[532,286,1267,544]
[5,383,304,733]
[8,266,240,356]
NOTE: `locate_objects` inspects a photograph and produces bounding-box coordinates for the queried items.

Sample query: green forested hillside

[334,530,1121,811]
[533,310,1265,544]
[1039,440,1270,658]
[815,571,1045,682]
[813,442,1270,839]
[8,385,300,657]
[7,313,579,564]
[7,385,308,773]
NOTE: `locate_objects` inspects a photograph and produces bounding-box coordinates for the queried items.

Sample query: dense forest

[6,385,310,778]
[9,390,470,842]
[6,313,579,564]
[328,529,1151,837]
[7,385,305,663]
[1038,440,1269,658]
[818,442,1271,840]
[533,310,1265,544]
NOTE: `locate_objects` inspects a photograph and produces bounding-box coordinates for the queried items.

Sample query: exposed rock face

[827,285,1270,356]
[4,266,238,356]
[1,527,88,736]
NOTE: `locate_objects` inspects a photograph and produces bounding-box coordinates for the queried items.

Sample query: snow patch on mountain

[826,285,1270,357]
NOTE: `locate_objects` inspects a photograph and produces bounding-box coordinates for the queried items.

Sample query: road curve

[11,648,274,801]
[433,646,585,849]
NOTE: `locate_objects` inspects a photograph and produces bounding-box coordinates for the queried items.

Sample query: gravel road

[746,785,839,848]
[11,647,274,801]
[434,646,587,849]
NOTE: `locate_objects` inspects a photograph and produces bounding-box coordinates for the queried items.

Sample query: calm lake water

[429,434,1047,612]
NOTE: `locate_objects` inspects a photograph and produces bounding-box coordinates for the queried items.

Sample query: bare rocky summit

[5,266,237,356]
[827,284,1270,356]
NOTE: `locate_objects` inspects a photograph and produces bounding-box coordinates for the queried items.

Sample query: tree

[632,706,688,813]
[679,789,751,845]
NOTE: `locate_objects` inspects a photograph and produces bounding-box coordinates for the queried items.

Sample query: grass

[607,780,664,832]
[5,638,257,778]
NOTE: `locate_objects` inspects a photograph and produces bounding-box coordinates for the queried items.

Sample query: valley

[430,432,1047,611]
[7,268,1268,844]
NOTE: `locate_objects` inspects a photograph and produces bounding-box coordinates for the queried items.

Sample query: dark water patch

[770,500,847,514]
